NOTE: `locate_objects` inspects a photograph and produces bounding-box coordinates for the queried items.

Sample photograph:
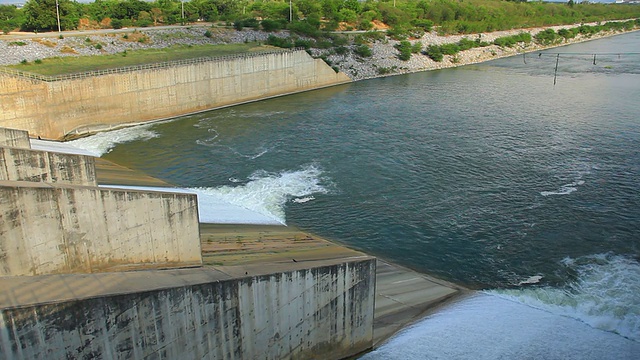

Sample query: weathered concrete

[0,127,30,149]
[0,258,376,360]
[0,181,202,276]
[0,51,352,140]
[0,146,96,186]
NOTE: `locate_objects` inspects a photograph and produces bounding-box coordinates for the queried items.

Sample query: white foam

[363,292,640,360]
[541,180,585,196]
[517,275,543,285]
[490,253,640,342]
[66,125,160,157]
[292,196,315,204]
[97,185,281,225]
[190,164,330,225]
[30,139,96,157]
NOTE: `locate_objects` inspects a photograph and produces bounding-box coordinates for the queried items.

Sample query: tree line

[1,0,640,35]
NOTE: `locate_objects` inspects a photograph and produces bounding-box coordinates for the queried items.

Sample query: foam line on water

[541,180,585,196]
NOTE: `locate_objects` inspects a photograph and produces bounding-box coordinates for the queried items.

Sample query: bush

[266,35,293,48]
[20,59,28,65]
[424,45,444,62]
[395,40,412,61]
[412,19,434,32]
[204,30,212,38]
[354,44,372,58]
[261,19,285,32]
[335,46,348,55]
[110,18,122,29]
[294,38,313,49]
[331,35,348,46]
[440,43,460,55]
[288,20,321,38]
[534,29,558,45]
[94,43,102,50]
[494,33,532,48]
[34,59,42,64]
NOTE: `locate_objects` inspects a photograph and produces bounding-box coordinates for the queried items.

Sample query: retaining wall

[0,127,30,149]
[0,182,201,276]
[0,259,376,359]
[0,51,351,140]
[0,147,96,186]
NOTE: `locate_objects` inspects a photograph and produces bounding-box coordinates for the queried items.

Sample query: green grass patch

[7,43,275,76]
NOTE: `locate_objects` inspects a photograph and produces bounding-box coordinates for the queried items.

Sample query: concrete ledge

[0,146,97,186]
[0,127,30,149]
[0,258,376,359]
[0,181,202,276]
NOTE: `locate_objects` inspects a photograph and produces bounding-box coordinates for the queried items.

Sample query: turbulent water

[70,32,640,357]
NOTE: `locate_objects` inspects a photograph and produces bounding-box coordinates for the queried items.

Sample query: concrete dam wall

[0,260,375,360]
[0,50,352,140]
[0,126,376,358]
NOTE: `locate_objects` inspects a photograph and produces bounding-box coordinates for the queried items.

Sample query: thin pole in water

[553,54,560,86]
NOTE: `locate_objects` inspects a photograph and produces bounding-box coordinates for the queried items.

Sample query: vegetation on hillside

[1,0,640,35]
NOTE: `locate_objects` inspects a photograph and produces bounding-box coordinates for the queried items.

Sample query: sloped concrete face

[0,127,30,149]
[0,147,96,186]
[0,182,202,276]
[0,51,351,140]
[0,259,375,360]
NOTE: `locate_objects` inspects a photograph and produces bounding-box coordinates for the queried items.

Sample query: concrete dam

[0,126,376,359]
[0,49,351,140]
[0,49,463,358]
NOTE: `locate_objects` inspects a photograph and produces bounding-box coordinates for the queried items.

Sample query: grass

[8,42,277,76]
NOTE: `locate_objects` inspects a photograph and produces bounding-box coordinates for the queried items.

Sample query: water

[70,32,640,357]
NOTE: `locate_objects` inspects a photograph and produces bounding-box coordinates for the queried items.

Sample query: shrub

[395,40,412,61]
[20,59,28,65]
[58,35,64,39]
[111,18,122,29]
[425,45,444,62]
[335,46,348,55]
[412,19,434,32]
[288,21,321,38]
[266,35,293,48]
[204,30,212,38]
[294,38,313,49]
[411,42,423,54]
[354,44,372,58]
[94,43,102,50]
[34,59,42,64]
[9,41,27,46]
[261,19,285,32]
[331,35,348,46]
[534,29,558,45]
[440,43,460,55]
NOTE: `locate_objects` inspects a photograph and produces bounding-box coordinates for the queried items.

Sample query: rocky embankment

[0,23,635,82]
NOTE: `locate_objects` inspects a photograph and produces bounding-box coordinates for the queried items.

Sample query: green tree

[0,5,25,33]
[22,0,79,31]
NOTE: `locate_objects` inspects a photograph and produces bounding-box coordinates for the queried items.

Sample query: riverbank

[1,21,637,82]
